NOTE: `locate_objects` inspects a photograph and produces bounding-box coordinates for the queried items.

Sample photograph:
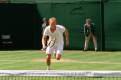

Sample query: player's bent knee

[56,57,61,60]
[56,54,61,60]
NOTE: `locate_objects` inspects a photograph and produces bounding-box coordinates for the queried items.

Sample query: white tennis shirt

[43,25,65,47]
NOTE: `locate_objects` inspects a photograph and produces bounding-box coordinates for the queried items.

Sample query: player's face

[49,19,56,29]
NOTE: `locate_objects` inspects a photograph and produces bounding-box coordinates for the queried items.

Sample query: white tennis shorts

[46,44,63,54]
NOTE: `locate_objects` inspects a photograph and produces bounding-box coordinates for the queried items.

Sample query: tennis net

[0,70,121,80]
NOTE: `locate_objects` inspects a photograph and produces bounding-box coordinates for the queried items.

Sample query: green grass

[0,50,121,70]
[0,50,121,80]
[0,76,121,80]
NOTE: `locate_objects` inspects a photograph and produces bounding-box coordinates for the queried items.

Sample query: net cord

[0,70,121,77]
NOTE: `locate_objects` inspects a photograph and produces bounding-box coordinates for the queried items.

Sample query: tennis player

[42,17,69,70]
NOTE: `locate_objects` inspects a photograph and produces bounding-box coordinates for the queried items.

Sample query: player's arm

[42,35,48,49]
[64,28,69,47]
[41,27,48,50]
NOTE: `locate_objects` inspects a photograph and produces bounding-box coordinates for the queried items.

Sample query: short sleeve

[58,25,65,33]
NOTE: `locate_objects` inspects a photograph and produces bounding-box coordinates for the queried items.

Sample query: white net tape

[0,70,121,77]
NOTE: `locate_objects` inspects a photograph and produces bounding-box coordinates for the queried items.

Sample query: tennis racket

[47,38,56,48]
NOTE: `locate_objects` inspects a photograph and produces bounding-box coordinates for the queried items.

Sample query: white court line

[1,59,121,65]
[0,60,28,62]
[32,58,121,64]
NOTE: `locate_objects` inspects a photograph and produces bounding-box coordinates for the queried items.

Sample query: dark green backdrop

[36,0,101,50]
[104,0,121,50]
[0,0,121,50]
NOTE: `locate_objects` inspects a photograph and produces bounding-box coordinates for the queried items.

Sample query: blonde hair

[49,17,56,22]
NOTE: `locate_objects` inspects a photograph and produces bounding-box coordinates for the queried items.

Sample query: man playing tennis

[42,17,69,70]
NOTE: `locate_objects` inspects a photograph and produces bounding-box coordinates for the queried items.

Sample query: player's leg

[84,34,91,51]
[92,35,97,51]
[56,47,63,60]
[46,54,51,70]
[46,47,53,70]
[56,53,61,60]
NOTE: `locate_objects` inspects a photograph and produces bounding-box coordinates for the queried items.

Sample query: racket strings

[47,38,56,48]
